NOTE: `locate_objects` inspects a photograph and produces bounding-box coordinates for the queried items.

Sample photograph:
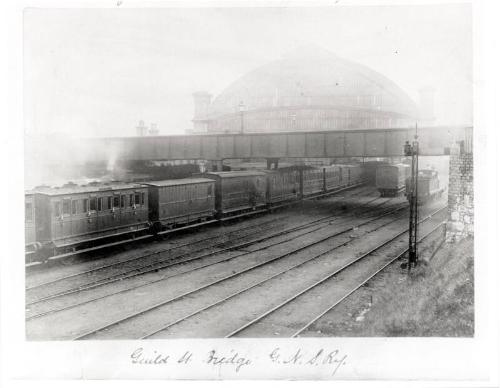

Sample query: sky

[23,4,472,138]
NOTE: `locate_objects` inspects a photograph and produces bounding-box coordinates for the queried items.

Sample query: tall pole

[408,124,419,271]
[404,123,419,272]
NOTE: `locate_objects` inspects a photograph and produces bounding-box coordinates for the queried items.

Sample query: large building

[191,47,424,134]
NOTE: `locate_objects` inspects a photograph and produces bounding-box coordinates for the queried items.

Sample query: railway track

[291,222,446,338]
[26,189,382,303]
[225,209,446,338]
[141,207,446,339]
[67,201,419,340]
[26,183,371,268]
[26,194,396,321]
[26,214,290,289]
[26,184,374,289]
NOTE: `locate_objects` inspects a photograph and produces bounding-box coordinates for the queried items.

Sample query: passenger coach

[25,191,36,248]
[31,183,149,254]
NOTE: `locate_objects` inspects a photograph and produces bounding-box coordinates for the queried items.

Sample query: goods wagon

[224,161,294,171]
[145,178,216,231]
[197,171,267,217]
[302,167,325,197]
[323,165,342,191]
[333,164,363,186]
[405,169,444,203]
[376,164,411,197]
[346,164,364,184]
[265,169,301,204]
[362,161,389,184]
[32,183,149,252]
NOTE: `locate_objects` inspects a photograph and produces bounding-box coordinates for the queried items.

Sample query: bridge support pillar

[267,158,279,170]
[446,142,474,242]
[208,160,224,172]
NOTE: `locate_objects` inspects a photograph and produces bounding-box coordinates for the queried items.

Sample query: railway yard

[25,184,452,340]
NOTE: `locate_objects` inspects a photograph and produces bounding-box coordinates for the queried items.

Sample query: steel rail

[27,197,400,321]
[26,185,374,289]
[70,203,410,340]
[27,194,388,306]
[26,182,370,268]
[224,206,446,338]
[25,215,288,290]
[291,221,446,337]
[140,207,423,339]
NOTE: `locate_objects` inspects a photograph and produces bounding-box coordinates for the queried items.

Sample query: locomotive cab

[405,169,443,203]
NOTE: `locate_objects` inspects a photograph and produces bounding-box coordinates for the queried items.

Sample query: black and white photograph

[1,0,498,384]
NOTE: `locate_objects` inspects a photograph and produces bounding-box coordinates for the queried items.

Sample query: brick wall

[446,143,474,242]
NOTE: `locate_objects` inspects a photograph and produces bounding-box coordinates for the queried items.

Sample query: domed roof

[209,46,417,118]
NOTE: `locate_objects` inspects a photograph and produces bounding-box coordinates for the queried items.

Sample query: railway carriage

[348,164,363,184]
[24,162,373,263]
[339,165,350,184]
[32,183,150,254]
[197,171,267,217]
[362,161,389,185]
[376,164,411,197]
[323,165,342,191]
[337,164,363,185]
[265,169,301,205]
[301,167,325,197]
[145,178,216,231]
[25,192,36,248]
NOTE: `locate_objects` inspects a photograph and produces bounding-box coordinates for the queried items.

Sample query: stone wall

[446,142,474,242]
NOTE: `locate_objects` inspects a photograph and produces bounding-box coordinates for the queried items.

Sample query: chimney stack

[136,120,148,136]
[149,123,159,136]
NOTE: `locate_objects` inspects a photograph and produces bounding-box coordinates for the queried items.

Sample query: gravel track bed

[233,210,446,337]
[26,194,396,340]
[25,185,372,289]
[26,194,382,310]
[74,202,410,339]
[144,209,420,339]
[298,217,447,337]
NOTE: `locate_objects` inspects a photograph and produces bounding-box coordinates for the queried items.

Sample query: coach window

[62,199,71,215]
[25,202,33,222]
[53,201,61,217]
[71,200,77,215]
[107,196,112,210]
[89,197,97,212]
[83,199,89,213]
[129,194,134,206]
[135,193,140,206]
[97,197,103,212]
[113,195,120,208]
[141,192,145,205]
[120,195,126,208]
